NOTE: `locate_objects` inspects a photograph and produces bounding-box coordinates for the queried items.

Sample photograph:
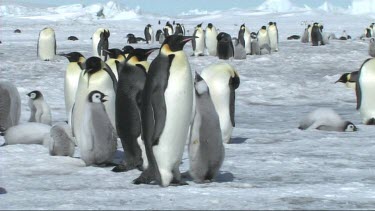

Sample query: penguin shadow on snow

[181,171,235,183]
[229,137,248,144]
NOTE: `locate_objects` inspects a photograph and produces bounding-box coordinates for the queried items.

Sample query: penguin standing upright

[144,24,154,44]
[268,22,279,52]
[122,45,134,59]
[355,58,375,124]
[192,23,205,56]
[308,24,313,42]
[105,48,126,80]
[79,90,117,166]
[133,35,194,187]
[37,27,56,61]
[205,23,218,56]
[238,24,251,55]
[92,28,110,61]
[311,23,323,46]
[163,21,174,37]
[174,23,185,35]
[112,48,157,172]
[60,52,86,119]
[27,90,52,125]
[201,63,240,143]
[155,29,163,42]
[233,38,246,60]
[216,32,234,60]
[301,25,310,43]
[0,81,21,131]
[257,26,271,54]
[369,38,375,57]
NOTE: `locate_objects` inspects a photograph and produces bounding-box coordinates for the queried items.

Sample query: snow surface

[1,1,375,210]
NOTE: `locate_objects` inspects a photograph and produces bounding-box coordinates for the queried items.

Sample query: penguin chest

[359,62,375,121]
[205,30,218,55]
[244,30,251,53]
[194,30,205,54]
[38,31,55,60]
[268,27,278,50]
[64,63,82,113]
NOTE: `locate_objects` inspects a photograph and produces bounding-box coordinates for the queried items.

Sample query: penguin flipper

[229,75,240,127]
[192,30,197,51]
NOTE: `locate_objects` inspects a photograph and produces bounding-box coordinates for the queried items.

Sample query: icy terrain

[1,1,375,210]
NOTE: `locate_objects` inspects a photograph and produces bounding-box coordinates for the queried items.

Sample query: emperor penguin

[355,58,375,124]
[364,27,373,38]
[369,38,375,57]
[308,24,313,42]
[298,108,357,132]
[164,21,174,37]
[48,122,75,157]
[0,81,21,131]
[257,26,270,52]
[200,63,240,143]
[105,48,126,80]
[189,72,225,183]
[60,52,86,119]
[133,35,194,187]
[205,23,218,56]
[2,122,51,145]
[122,45,134,59]
[301,25,310,43]
[250,39,261,55]
[311,23,323,46]
[233,38,246,60]
[113,48,158,172]
[174,23,185,35]
[79,90,117,166]
[27,90,52,125]
[155,29,163,42]
[144,24,154,44]
[238,24,251,55]
[216,32,234,60]
[37,27,56,61]
[72,57,117,146]
[92,28,110,61]
[268,22,279,52]
[192,23,205,56]
[335,71,358,90]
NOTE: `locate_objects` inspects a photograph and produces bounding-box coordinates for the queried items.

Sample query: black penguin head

[166,21,172,28]
[105,48,124,59]
[161,35,194,52]
[122,45,134,55]
[261,26,267,30]
[88,90,107,103]
[307,24,311,28]
[146,24,152,28]
[84,57,105,75]
[126,33,135,38]
[268,22,274,26]
[196,22,203,28]
[240,24,245,31]
[127,48,159,62]
[344,121,357,132]
[313,22,319,26]
[273,22,277,26]
[207,23,213,29]
[27,90,42,100]
[335,73,350,84]
[59,52,85,62]
[217,32,231,42]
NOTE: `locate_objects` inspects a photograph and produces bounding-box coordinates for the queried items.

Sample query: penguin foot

[133,170,154,185]
[170,179,188,186]
[112,160,143,172]
[181,171,192,179]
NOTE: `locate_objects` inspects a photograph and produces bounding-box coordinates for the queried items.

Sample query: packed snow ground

[1,1,375,210]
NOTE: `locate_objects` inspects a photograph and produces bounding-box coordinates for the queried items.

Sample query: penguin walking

[216,32,234,60]
[257,26,271,54]
[27,90,52,125]
[92,28,110,61]
[268,22,279,52]
[335,71,358,90]
[356,58,375,124]
[0,81,21,131]
[238,24,251,55]
[369,38,375,57]
[201,63,240,143]
[189,73,224,183]
[79,90,117,166]
[37,27,56,61]
[144,24,154,44]
[192,23,205,56]
[205,23,218,56]
[133,35,194,187]
[233,38,246,60]
[60,52,86,119]
[113,48,157,172]
[105,48,126,80]
[311,23,323,46]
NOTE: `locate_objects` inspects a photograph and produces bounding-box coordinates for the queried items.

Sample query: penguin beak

[181,36,195,44]
[102,95,108,102]
[58,53,69,58]
[103,49,112,54]
[146,48,159,55]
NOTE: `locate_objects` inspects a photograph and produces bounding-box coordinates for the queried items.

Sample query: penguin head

[207,23,213,29]
[27,90,43,100]
[105,48,124,59]
[344,121,357,132]
[261,26,267,30]
[196,22,203,28]
[240,24,245,31]
[88,90,107,103]
[335,73,350,84]
[268,22,274,26]
[127,48,159,62]
[217,32,231,42]
[232,37,239,45]
[59,52,85,63]
[122,45,134,57]
[84,57,106,75]
[126,33,135,38]
[146,24,152,28]
[161,35,194,53]
[194,72,209,96]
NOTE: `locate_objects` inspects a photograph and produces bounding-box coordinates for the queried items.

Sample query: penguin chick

[369,38,375,57]
[27,90,52,125]
[48,122,75,157]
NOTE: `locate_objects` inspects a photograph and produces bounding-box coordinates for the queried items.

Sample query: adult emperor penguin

[308,24,313,42]
[369,38,375,57]
[72,57,117,145]
[174,23,185,35]
[122,45,134,59]
[37,27,56,61]
[133,35,194,187]
[189,72,224,183]
[164,21,174,37]
[92,28,110,61]
[238,24,251,55]
[205,23,218,56]
[27,90,52,125]
[216,32,234,60]
[356,58,375,124]
[268,22,279,52]
[60,52,86,119]
[0,81,21,131]
[200,63,240,143]
[301,25,310,43]
[105,48,126,80]
[335,71,358,90]
[257,26,270,50]
[113,48,157,172]
[144,24,154,44]
[79,90,117,166]
[311,23,323,46]
[155,29,163,42]
[192,23,205,56]
[233,38,246,60]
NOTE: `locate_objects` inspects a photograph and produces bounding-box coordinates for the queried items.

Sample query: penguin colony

[2,19,375,188]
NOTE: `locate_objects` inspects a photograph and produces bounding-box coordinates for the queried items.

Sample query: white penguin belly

[268,28,278,51]
[359,62,375,123]
[258,34,270,47]
[205,30,218,56]
[244,30,251,54]
[64,63,81,117]
[92,35,100,57]
[38,31,55,60]
[194,31,205,56]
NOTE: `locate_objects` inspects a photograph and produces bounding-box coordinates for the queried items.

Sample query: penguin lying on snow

[1,122,52,145]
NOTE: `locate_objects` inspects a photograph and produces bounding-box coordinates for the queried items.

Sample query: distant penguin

[257,26,270,50]
[216,32,234,60]
[335,71,358,90]
[0,81,21,131]
[92,28,110,61]
[175,23,185,35]
[164,21,174,36]
[356,58,375,124]
[189,72,225,183]
[105,48,126,80]
[205,23,218,56]
[238,24,251,55]
[155,29,163,42]
[369,38,375,57]
[37,27,56,61]
[79,90,117,166]
[2,123,51,145]
[365,27,373,38]
[144,24,154,44]
[298,108,357,132]
[127,34,137,44]
[27,90,52,125]
[136,37,147,43]
[60,52,86,119]
[192,23,205,56]
[288,35,301,40]
[67,36,78,41]
[133,35,194,187]
[158,20,161,25]
[311,23,323,46]
[268,22,279,52]
[201,63,240,143]
[48,122,75,157]
[301,25,310,43]
[122,45,134,58]
[250,39,261,55]
[14,29,21,33]
[233,38,246,60]
[113,48,157,172]
[307,24,312,42]
[159,33,165,44]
